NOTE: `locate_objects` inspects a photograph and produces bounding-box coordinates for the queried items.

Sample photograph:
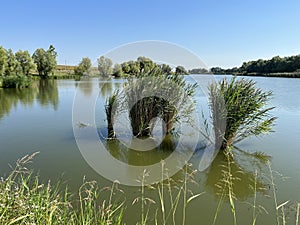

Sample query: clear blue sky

[1,0,300,68]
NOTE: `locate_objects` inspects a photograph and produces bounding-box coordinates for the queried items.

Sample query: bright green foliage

[120,60,141,76]
[15,50,36,76]
[121,62,130,74]
[98,56,113,76]
[120,57,174,77]
[74,57,92,75]
[209,77,276,150]
[240,55,300,73]
[0,46,8,76]
[137,56,156,73]
[5,49,20,76]
[32,45,57,76]
[128,60,140,75]
[2,75,32,88]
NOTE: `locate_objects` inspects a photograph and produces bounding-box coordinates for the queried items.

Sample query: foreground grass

[1,152,299,225]
[0,153,124,225]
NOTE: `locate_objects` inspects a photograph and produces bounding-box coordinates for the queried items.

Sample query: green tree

[160,64,172,74]
[0,46,8,76]
[121,62,130,74]
[15,50,35,76]
[137,56,155,73]
[97,56,113,77]
[112,63,123,77]
[5,49,20,76]
[127,60,140,75]
[74,57,92,75]
[189,68,209,74]
[32,45,57,77]
[175,65,187,75]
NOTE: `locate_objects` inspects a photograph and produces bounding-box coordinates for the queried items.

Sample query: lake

[0,75,300,224]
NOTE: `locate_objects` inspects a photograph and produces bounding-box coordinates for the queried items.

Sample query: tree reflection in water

[0,79,59,121]
[106,135,175,166]
[37,79,59,110]
[205,149,269,201]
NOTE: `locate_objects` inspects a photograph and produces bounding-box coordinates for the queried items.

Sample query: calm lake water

[0,75,300,224]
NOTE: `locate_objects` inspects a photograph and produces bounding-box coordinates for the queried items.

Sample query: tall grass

[109,69,197,137]
[133,162,204,225]
[208,77,276,150]
[1,153,299,224]
[105,90,119,138]
[0,153,125,225]
[211,150,300,225]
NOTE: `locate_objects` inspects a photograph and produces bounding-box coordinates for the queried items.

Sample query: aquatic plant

[124,69,197,137]
[208,77,276,150]
[105,90,119,138]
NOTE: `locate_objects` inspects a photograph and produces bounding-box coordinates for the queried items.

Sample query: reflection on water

[1,76,300,225]
[205,152,267,201]
[36,79,59,110]
[106,135,175,166]
[0,87,35,120]
[0,79,59,120]
[100,80,114,98]
[98,78,126,98]
[75,77,94,96]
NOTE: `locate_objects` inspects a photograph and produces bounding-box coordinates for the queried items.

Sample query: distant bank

[207,72,300,78]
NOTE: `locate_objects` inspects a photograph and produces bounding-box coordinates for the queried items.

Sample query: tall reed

[209,77,276,150]
[0,153,125,225]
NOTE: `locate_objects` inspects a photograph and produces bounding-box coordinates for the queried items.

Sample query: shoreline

[194,72,300,78]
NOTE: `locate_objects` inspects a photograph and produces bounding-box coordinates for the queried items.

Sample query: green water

[0,76,300,224]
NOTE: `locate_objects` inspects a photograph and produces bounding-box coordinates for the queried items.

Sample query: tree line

[210,54,300,75]
[0,45,58,77]
[0,44,190,78]
[96,56,188,77]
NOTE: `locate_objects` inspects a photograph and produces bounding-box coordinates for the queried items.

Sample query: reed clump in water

[105,90,119,138]
[208,77,276,151]
[106,68,197,139]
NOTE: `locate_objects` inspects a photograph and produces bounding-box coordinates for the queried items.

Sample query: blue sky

[1,0,300,68]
